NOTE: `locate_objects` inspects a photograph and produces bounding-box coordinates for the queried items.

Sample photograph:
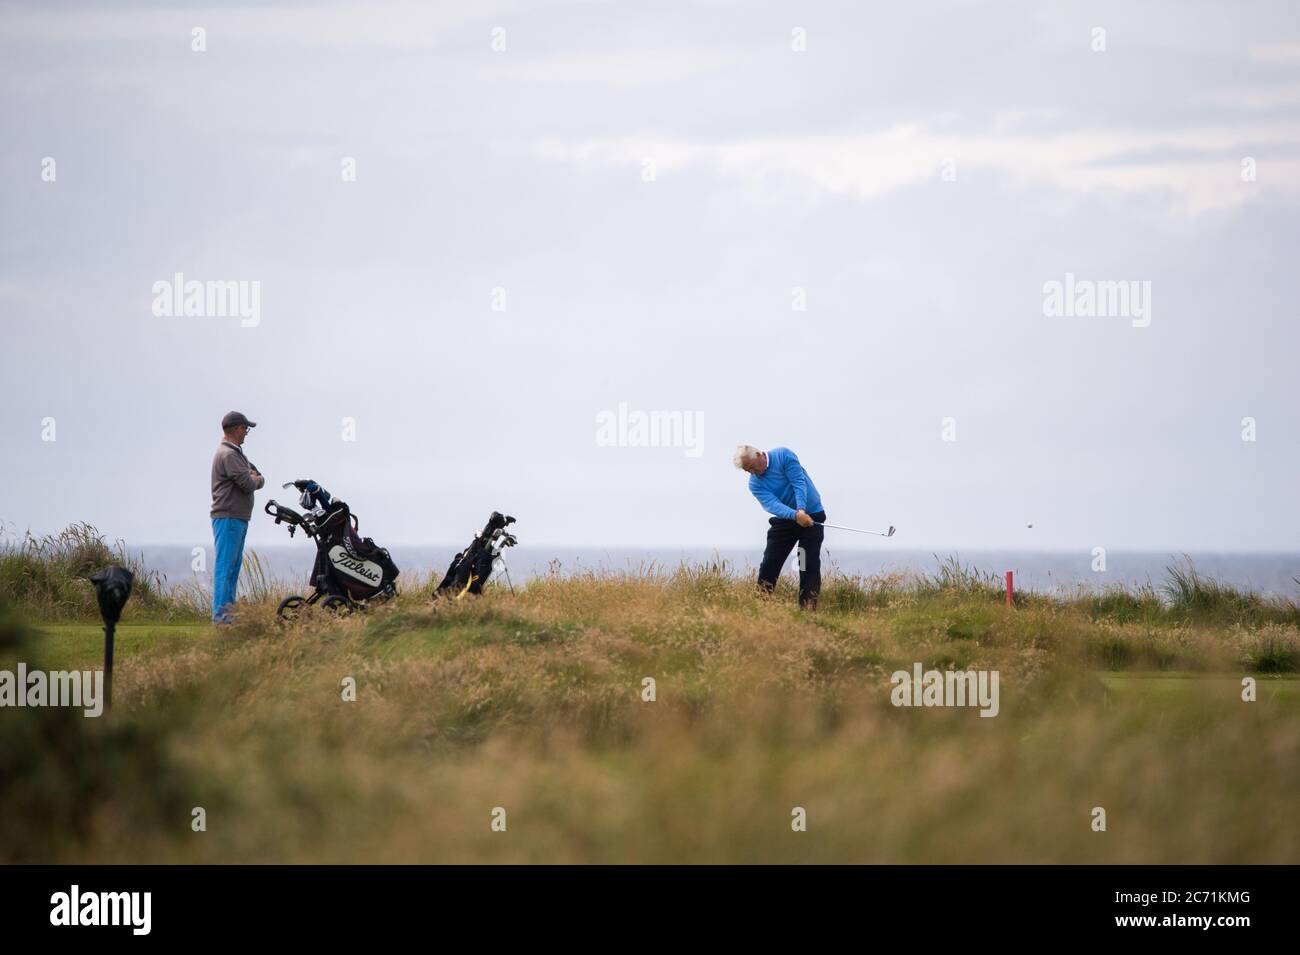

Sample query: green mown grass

[7,623,210,671]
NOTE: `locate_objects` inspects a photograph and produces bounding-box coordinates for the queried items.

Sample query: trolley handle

[265,499,304,526]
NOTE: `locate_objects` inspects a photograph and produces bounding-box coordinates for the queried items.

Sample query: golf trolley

[434,511,518,598]
[265,479,399,619]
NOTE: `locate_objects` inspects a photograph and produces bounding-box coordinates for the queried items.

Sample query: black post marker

[104,619,114,710]
[89,565,134,713]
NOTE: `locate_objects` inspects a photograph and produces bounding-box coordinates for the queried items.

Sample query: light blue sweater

[748,447,824,520]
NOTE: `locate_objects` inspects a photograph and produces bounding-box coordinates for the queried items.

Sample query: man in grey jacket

[210,411,265,622]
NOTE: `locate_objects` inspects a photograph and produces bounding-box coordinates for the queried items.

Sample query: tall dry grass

[2,557,1297,863]
[0,523,185,620]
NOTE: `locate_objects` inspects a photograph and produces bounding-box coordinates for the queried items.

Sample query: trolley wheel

[320,594,353,616]
[276,595,307,621]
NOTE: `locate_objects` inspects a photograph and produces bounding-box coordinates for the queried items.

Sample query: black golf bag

[265,479,399,617]
[435,511,517,598]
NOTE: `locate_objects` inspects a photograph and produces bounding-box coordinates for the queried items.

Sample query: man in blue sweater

[734,444,827,609]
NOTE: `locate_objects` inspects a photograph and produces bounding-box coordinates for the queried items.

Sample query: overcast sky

[2,0,1298,552]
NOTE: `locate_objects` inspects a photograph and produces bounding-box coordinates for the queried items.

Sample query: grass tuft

[0,523,187,620]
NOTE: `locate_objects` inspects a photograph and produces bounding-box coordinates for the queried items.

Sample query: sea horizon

[129,545,1300,598]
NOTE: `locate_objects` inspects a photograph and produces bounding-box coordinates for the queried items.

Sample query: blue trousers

[212,517,249,623]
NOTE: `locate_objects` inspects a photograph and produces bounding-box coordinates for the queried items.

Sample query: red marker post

[1005,571,1014,608]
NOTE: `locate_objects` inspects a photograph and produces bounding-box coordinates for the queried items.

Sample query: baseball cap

[221,411,257,429]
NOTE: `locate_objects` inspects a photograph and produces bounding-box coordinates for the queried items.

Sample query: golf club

[821,522,896,538]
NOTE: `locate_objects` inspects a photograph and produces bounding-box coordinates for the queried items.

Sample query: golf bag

[265,479,399,616]
[435,511,517,598]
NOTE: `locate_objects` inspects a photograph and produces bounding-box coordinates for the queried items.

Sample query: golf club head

[887,526,896,537]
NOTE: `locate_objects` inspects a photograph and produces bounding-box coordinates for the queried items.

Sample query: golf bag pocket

[314,502,398,599]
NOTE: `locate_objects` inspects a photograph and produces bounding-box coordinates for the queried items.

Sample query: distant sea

[136,545,1300,598]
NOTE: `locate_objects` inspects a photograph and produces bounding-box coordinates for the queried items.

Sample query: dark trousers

[757,511,826,609]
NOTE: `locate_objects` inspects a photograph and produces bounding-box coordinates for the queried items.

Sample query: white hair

[732,444,760,469]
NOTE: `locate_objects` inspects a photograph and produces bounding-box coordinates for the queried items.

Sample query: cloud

[0,1,504,48]
[1193,85,1300,111]
[492,48,751,87]
[533,117,1300,216]
[1251,43,1300,62]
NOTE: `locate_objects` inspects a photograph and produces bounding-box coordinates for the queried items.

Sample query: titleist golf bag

[265,479,399,617]
[434,511,517,598]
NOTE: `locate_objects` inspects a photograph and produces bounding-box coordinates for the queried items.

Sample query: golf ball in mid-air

[1026,522,1034,528]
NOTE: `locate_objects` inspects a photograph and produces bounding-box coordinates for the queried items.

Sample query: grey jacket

[211,440,265,521]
